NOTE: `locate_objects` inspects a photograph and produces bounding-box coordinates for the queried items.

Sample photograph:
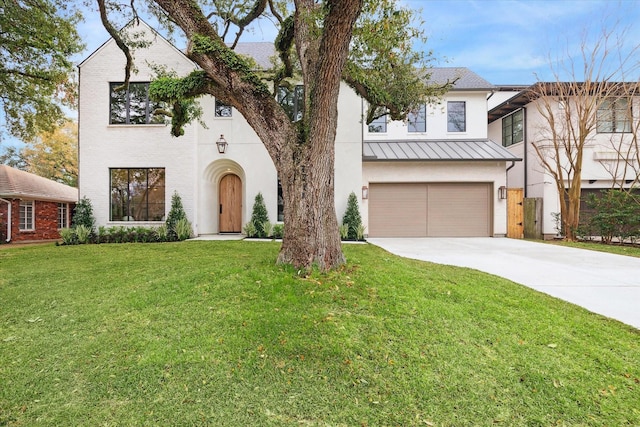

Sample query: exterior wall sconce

[216,134,228,154]
[498,186,507,200]
[362,185,369,200]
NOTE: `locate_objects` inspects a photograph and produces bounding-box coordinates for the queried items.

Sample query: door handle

[220,204,222,214]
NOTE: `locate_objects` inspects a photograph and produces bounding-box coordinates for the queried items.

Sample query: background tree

[0,146,27,170]
[98,0,447,271]
[530,26,640,241]
[0,0,84,142]
[21,120,78,186]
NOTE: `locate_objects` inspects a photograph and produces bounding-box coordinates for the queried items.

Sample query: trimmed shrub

[342,192,363,240]
[59,228,77,245]
[582,189,640,244]
[72,197,96,235]
[250,193,269,238]
[262,221,273,238]
[75,225,92,244]
[166,192,187,241]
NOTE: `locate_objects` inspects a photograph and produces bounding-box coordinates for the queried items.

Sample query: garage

[368,182,492,237]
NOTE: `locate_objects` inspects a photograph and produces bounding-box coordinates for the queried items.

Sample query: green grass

[1,241,639,426]
[548,240,640,258]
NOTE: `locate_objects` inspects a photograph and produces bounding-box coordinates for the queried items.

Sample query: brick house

[0,165,78,243]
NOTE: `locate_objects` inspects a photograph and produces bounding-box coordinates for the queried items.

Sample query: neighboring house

[0,165,78,243]
[488,84,639,239]
[78,21,518,238]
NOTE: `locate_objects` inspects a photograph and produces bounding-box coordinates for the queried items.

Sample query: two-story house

[488,83,639,238]
[78,21,518,238]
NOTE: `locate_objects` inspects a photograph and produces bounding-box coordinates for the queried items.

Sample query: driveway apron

[367,238,640,329]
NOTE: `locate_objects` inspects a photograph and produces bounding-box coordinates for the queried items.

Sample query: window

[408,104,426,133]
[58,203,68,229]
[277,85,304,122]
[597,98,631,133]
[19,201,34,230]
[110,168,166,221]
[215,99,232,117]
[109,82,165,125]
[502,109,524,146]
[447,101,466,132]
[368,115,387,133]
[277,179,284,222]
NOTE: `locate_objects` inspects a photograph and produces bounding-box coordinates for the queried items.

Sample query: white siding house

[79,21,518,238]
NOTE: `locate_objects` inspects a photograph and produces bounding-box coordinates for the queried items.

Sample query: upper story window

[368,115,387,133]
[19,200,34,231]
[110,168,166,221]
[447,101,466,132]
[110,82,165,125]
[502,109,524,147]
[597,98,631,133]
[215,99,232,117]
[58,203,68,229]
[277,179,284,222]
[277,85,304,122]
[408,104,426,133]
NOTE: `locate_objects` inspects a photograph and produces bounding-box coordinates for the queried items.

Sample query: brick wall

[3,199,68,243]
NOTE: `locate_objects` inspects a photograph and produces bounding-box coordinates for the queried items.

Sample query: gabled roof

[0,165,78,202]
[234,42,277,70]
[363,140,521,162]
[427,67,495,91]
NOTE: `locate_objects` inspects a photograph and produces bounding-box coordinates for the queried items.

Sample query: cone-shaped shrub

[342,192,363,240]
[250,193,269,238]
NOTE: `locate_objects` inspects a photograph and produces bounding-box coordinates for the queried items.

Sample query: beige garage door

[369,183,492,237]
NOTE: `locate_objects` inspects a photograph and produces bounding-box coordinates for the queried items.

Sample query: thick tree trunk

[276,137,345,271]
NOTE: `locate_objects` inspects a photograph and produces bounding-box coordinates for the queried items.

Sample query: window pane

[368,115,387,133]
[278,85,304,122]
[215,99,233,117]
[447,101,466,132]
[408,104,426,133]
[19,201,34,230]
[110,84,127,124]
[58,203,68,229]
[277,179,284,222]
[128,84,148,124]
[110,168,165,221]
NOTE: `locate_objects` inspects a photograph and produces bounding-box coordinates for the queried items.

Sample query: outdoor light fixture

[216,134,228,154]
[498,186,507,200]
[362,185,369,200]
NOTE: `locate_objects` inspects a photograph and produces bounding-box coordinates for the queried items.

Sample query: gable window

[447,101,466,132]
[110,168,166,221]
[408,104,426,133]
[368,115,387,133]
[597,98,631,133]
[277,85,304,122]
[277,179,284,222]
[215,99,232,117]
[502,109,524,146]
[19,200,34,231]
[109,82,165,125]
[58,203,68,229]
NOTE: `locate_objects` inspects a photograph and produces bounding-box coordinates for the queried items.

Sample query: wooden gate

[524,197,543,239]
[507,188,524,239]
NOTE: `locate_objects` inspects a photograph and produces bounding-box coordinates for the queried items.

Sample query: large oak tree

[98,0,447,271]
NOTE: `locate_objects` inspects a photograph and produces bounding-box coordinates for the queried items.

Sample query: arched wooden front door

[219,174,242,233]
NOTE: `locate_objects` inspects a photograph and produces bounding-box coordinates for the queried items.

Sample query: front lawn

[1,242,638,426]
[549,240,640,258]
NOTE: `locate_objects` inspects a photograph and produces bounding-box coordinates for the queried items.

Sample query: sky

[2,0,640,148]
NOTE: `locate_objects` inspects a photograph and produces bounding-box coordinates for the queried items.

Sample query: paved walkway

[368,238,640,329]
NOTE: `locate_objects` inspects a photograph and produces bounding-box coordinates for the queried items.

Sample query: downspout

[0,198,11,242]
[522,106,528,197]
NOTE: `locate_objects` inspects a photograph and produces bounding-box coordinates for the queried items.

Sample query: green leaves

[0,0,84,141]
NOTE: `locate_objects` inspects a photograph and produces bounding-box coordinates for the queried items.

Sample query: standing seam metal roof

[363,140,521,161]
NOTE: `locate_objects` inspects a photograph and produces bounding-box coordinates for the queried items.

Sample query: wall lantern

[498,186,507,200]
[362,185,369,200]
[216,134,228,154]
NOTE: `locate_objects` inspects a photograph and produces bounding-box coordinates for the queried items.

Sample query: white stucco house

[488,84,639,238]
[78,21,519,238]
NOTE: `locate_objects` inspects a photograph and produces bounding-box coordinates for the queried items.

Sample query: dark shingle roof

[234,42,277,69]
[0,165,78,202]
[363,140,521,162]
[426,67,495,90]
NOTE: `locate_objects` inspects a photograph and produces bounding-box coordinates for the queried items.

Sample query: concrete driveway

[367,238,640,329]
